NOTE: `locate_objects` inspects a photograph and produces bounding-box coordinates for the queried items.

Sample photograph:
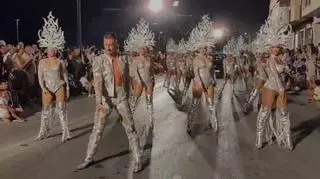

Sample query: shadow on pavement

[292,114,320,148]
[48,123,93,139]
[94,150,130,165]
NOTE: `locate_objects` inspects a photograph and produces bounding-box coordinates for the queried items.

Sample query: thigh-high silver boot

[278,108,293,150]
[187,98,201,134]
[146,95,154,130]
[175,75,181,91]
[256,106,271,149]
[163,74,170,88]
[137,95,154,152]
[117,101,143,173]
[130,96,140,114]
[76,107,109,170]
[253,94,260,112]
[169,75,177,91]
[207,98,218,132]
[36,104,53,140]
[56,102,71,143]
[243,89,259,114]
[182,76,191,96]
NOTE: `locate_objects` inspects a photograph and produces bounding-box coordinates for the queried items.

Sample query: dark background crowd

[0,40,167,121]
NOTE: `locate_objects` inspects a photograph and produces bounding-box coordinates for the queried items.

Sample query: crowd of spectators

[0,40,167,122]
[282,43,320,91]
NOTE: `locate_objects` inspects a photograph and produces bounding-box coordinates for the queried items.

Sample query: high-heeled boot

[35,104,53,140]
[56,102,71,143]
[187,98,200,134]
[256,106,270,149]
[207,98,218,132]
[279,108,293,150]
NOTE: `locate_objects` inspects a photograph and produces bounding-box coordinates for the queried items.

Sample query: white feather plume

[166,38,177,53]
[125,18,155,50]
[252,24,267,53]
[223,37,237,56]
[38,11,65,50]
[236,35,248,55]
[177,39,187,54]
[263,2,293,48]
[188,15,217,51]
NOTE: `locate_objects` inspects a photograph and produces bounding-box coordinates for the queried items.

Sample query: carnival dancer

[126,18,155,120]
[305,44,317,103]
[76,33,143,172]
[164,39,178,90]
[36,11,71,143]
[236,36,249,91]
[176,39,188,91]
[182,50,195,96]
[255,3,293,150]
[186,15,218,134]
[221,38,237,97]
[243,27,268,114]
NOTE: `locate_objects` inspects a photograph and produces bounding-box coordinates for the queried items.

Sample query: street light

[173,1,179,7]
[15,19,20,43]
[76,0,82,48]
[213,29,224,39]
[148,0,164,13]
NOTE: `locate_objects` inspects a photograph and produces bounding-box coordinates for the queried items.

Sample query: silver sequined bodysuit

[38,60,66,93]
[263,55,285,92]
[193,55,213,88]
[130,56,152,85]
[224,59,235,75]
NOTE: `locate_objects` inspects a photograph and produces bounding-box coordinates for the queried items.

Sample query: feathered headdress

[166,38,177,53]
[252,24,267,53]
[188,15,216,51]
[223,37,236,56]
[236,35,248,54]
[38,11,65,50]
[124,18,155,50]
[263,2,293,48]
[124,32,138,52]
[177,39,187,54]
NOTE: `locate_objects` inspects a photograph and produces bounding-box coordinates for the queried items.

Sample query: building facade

[289,0,320,49]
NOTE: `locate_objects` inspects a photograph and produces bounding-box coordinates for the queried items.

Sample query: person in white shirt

[79,73,93,97]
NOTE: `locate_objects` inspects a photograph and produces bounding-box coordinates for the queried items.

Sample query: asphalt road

[0,76,320,179]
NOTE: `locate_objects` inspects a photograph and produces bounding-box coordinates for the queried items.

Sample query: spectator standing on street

[305,44,317,103]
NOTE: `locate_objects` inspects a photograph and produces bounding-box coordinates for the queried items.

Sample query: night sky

[0,0,269,47]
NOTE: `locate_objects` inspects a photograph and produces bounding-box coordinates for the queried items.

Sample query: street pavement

[0,75,320,179]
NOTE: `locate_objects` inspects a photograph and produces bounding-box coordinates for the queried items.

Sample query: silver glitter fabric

[255,55,292,150]
[78,53,143,172]
[130,56,153,85]
[192,54,214,88]
[37,59,70,142]
[38,59,68,93]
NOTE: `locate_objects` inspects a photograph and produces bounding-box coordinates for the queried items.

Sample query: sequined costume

[129,55,154,118]
[124,19,155,155]
[176,39,188,91]
[186,15,218,134]
[182,54,194,96]
[255,3,293,150]
[243,54,267,114]
[35,11,71,143]
[37,59,70,142]
[77,53,143,172]
[164,39,178,90]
